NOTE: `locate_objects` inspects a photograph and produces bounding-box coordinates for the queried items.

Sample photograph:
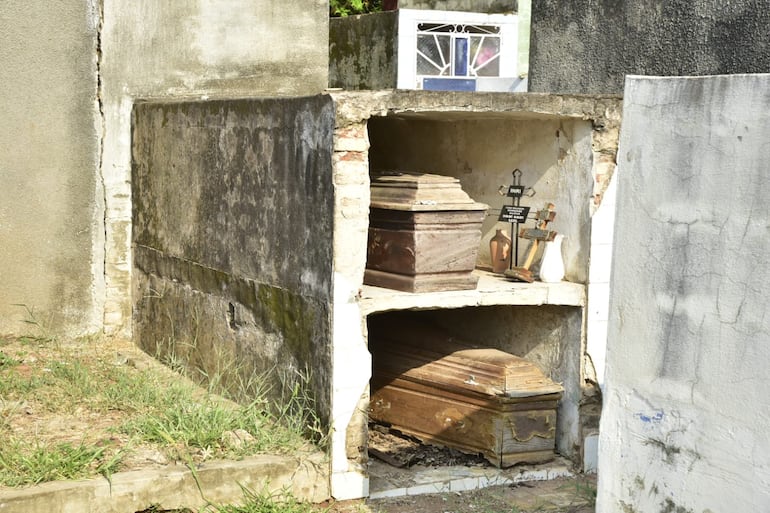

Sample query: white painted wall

[586,172,617,390]
[597,74,770,512]
[330,96,620,496]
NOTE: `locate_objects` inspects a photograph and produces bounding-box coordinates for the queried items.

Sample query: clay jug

[539,233,565,283]
[489,229,512,273]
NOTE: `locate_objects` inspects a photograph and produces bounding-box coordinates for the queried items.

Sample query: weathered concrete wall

[101,0,329,334]
[529,0,770,94]
[0,1,330,337]
[132,96,335,427]
[330,11,399,90]
[0,1,102,335]
[597,74,770,512]
[103,1,328,98]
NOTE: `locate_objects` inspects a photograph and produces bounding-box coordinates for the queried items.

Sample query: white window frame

[396,9,518,90]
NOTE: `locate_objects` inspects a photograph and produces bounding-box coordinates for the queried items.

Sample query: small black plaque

[506,185,525,198]
[499,205,530,223]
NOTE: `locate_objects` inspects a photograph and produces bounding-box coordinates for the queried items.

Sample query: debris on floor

[368,425,489,468]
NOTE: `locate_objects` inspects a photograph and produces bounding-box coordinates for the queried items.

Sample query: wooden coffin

[369,317,563,467]
[365,172,488,293]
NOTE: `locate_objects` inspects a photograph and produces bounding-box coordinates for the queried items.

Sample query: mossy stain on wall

[254,283,316,363]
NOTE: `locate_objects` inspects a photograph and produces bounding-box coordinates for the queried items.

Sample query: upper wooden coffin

[369,172,488,212]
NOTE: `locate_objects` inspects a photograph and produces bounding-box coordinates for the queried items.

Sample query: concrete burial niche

[597,74,770,512]
[131,90,621,500]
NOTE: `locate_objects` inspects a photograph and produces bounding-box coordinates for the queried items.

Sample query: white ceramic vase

[539,233,565,283]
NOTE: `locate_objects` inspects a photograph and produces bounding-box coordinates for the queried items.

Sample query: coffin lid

[370,171,489,212]
[369,316,563,399]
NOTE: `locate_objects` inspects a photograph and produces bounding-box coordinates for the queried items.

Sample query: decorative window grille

[395,10,521,92]
[416,23,502,79]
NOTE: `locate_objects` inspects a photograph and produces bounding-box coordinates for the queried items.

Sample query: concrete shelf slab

[359,270,585,315]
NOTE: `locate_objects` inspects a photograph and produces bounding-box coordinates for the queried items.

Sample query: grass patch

[0,351,20,369]
[572,479,597,506]
[137,488,327,513]
[119,394,308,460]
[207,487,325,513]
[0,335,321,488]
[151,336,327,448]
[0,439,122,486]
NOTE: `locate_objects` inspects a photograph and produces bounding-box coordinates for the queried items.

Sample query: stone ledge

[329,90,622,127]
[0,452,329,513]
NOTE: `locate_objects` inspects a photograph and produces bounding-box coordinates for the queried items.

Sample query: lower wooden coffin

[369,317,563,467]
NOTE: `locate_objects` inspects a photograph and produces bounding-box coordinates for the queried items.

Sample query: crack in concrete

[94,0,108,334]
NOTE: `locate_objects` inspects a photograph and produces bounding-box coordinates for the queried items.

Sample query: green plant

[118,391,311,462]
[556,478,598,508]
[50,359,97,395]
[205,486,324,513]
[12,304,57,346]
[0,361,44,398]
[330,0,382,17]
[272,367,327,446]
[101,366,192,414]
[0,334,324,488]
[573,479,597,506]
[0,351,20,369]
[0,438,122,486]
[152,336,327,450]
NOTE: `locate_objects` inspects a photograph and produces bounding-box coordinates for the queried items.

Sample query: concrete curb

[0,452,329,513]
[369,457,576,499]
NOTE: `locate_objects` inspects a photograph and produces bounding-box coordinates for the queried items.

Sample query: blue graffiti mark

[635,410,664,423]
